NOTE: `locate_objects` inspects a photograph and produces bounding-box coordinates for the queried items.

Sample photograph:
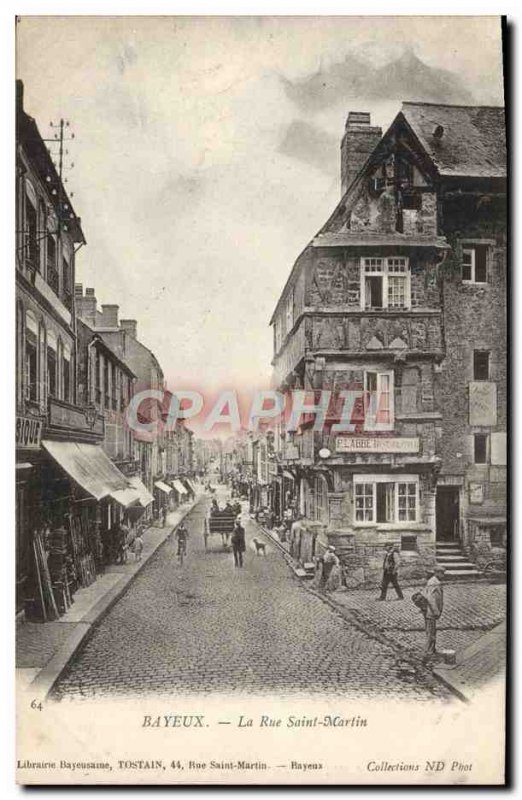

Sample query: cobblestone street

[52,498,450,702]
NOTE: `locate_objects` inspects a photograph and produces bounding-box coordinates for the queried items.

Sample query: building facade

[75,292,173,518]
[16,82,146,619]
[270,103,506,584]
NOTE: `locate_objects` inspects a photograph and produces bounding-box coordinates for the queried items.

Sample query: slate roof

[401,102,506,178]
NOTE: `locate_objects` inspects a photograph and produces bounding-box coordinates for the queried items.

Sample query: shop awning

[154,480,173,495]
[283,470,295,480]
[128,476,154,507]
[172,479,188,495]
[183,478,197,494]
[42,440,141,508]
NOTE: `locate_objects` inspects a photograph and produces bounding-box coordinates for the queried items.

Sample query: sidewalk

[254,519,506,702]
[16,496,203,699]
[433,621,506,702]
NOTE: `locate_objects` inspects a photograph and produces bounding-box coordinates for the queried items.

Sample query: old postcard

[15,15,507,785]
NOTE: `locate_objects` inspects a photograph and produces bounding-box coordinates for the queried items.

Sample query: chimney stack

[101,304,119,328]
[76,286,97,327]
[341,111,382,196]
[120,319,137,339]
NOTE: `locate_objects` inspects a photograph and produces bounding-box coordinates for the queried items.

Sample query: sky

[16,16,505,395]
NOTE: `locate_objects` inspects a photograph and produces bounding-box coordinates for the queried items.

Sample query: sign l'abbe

[16,415,43,449]
[336,436,420,454]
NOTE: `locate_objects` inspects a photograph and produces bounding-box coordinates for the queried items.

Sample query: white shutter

[375,371,394,431]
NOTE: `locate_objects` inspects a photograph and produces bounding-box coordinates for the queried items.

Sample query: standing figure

[161,505,168,528]
[231,518,246,568]
[378,543,404,600]
[175,522,188,564]
[422,564,445,663]
[321,545,340,591]
[134,533,144,562]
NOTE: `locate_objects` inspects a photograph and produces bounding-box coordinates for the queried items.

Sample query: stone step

[440,562,477,570]
[436,543,463,549]
[436,555,471,562]
[444,569,482,577]
[443,569,481,580]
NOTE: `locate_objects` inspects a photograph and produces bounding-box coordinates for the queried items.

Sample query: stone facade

[270,103,506,586]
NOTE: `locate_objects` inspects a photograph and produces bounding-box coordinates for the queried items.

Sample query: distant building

[75,288,169,518]
[270,103,506,584]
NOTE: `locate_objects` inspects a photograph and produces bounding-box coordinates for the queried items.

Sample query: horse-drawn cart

[203,503,241,550]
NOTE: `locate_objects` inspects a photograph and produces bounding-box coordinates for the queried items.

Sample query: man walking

[231,518,246,568]
[378,543,404,600]
[422,564,445,663]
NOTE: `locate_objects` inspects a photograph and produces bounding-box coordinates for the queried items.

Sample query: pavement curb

[25,497,204,700]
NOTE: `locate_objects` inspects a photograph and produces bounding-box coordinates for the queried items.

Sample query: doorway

[436,487,460,542]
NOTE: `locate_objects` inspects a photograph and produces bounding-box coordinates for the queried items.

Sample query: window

[315,475,329,523]
[56,339,63,400]
[120,375,128,411]
[47,331,57,398]
[62,252,72,307]
[25,194,38,269]
[473,350,490,381]
[364,370,394,431]
[112,366,118,410]
[63,343,71,402]
[354,475,419,525]
[104,357,110,408]
[474,433,489,464]
[95,351,102,404]
[355,482,374,522]
[398,482,417,521]
[25,311,38,402]
[362,257,410,310]
[46,233,59,295]
[462,245,488,283]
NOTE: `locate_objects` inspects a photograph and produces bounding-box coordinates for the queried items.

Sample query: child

[134,534,144,562]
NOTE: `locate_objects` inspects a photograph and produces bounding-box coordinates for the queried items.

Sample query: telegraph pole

[43,118,76,238]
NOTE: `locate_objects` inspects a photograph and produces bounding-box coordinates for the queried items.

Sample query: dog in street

[252,538,267,556]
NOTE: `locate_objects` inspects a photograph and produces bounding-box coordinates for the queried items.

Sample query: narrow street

[53,494,449,701]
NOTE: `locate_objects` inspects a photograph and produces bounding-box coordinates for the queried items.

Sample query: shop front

[16,399,149,621]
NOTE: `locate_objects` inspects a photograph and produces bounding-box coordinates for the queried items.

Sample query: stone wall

[435,194,507,560]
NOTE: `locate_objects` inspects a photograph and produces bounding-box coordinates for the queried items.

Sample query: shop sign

[469,482,484,504]
[284,444,300,460]
[48,398,104,436]
[16,415,43,449]
[336,436,420,454]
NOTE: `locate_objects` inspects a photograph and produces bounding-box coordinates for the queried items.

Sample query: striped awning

[154,480,173,495]
[172,479,188,495]
[128,476,154,507]
[42,440,141,508]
